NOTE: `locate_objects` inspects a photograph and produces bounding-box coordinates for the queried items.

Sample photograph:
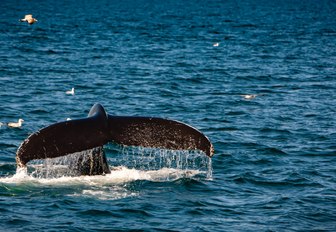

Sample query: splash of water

[114,146,212,176]
[6,146,213,181]
[0,148,212,201]
[13,166,29,179]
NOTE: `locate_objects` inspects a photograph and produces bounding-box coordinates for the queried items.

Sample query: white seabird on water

[8,119,24,128]
[213,42,220,47]
[19,15,38,25]
[241,94,258,100]
[66,88,75,95]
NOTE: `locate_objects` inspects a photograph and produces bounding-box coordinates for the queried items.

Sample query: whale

[16,103,214,175]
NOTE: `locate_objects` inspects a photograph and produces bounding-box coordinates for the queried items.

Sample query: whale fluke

[107,116,214,157]
[16,104,109,167]
[16,104,214,168]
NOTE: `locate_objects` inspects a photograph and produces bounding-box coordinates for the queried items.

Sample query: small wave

[0,163,16,175]
[5,218,31,226]
[28,109,50,115]
[77,209,119,217]
[259,127,292,135]
[232,171,324,188]
[260,147,288,156]
[232,23,258,28]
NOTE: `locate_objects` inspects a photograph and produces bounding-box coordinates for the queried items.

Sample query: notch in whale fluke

[16,104,214,167]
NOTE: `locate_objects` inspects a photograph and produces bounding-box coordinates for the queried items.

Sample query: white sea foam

[0,166,203,200]
[73,188,139,200]
[0,166,203,185]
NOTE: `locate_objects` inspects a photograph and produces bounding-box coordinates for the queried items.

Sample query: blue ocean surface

[1,0,335,231]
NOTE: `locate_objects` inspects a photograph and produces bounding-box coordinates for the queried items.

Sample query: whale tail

[107,116,214,157]
[16,104,214,168]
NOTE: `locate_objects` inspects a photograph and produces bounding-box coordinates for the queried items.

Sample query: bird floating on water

[8,119,24,128]
[241,94,258,100]
[66,88,75,95]
[213,42,220,47]
[19,15,38,25]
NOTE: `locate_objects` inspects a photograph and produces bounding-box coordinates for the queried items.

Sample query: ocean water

[1,0,336,231]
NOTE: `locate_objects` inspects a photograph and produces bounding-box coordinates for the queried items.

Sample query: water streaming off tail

[29,150,95,178]
[28,145,213,179]
[109,145,213,179]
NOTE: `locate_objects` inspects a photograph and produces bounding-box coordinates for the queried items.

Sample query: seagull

[66,88,75,95]
[8,119,24,128]
[19,15,38,25]
[213,42,220,47]
[66,118,72,121]
[241,94,258,100]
